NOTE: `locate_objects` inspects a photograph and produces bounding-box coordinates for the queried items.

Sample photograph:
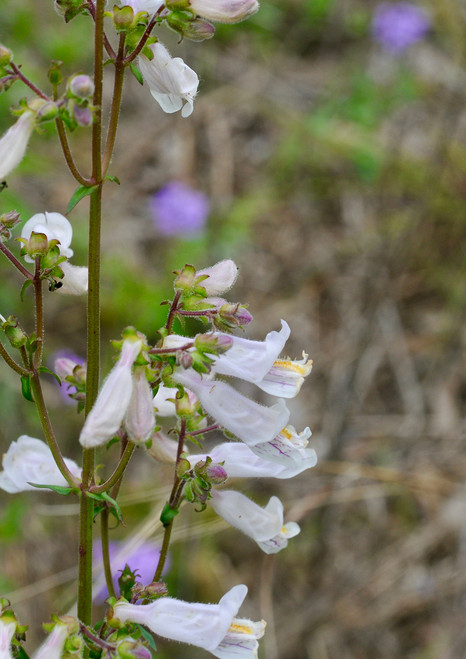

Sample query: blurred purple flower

[93,540,165,602]
[149,181,210,237]
[372,2,430,54]
[50,350,85,405]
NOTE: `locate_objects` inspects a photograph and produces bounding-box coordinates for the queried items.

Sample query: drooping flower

[53,351,86,405]
[372,2,430,54]
[125,367,156,444]
[112,584,265,657]
[119,0,162,14]
[21,212,74,260]
[188,440,317,479]
[93,539,163,602]
[0,613,16,659]
[149,181,210,237]
[138,42,199,118]
[196,259,238,296]
[146,431,179,463]
[210,490,300,554]
[32,621,69,659]
[0,111,35,181]
[0,436,81,493]
[188,0,259,24]
[172,368,290,446]
[58,262,88,295]
[79,338,142,448]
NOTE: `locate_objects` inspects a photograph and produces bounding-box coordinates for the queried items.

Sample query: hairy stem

[0,241,34,279]
[9,62,50,100]
[33,258,44,367]
[100,507,116,599]
[124,10,164,64]
[0,341,28,376]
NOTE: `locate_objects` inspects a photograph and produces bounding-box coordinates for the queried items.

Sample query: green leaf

[160,502,179,526]
[14,647,31,659]
[20,374,33,402]
[66,184,99,213]
[87,491,124,524]
[130,63,143,85]
[134,624,157,653]
[38,366,61,385]
[28,483,76,495]
[105,175,120,185]
[19,279,33,302]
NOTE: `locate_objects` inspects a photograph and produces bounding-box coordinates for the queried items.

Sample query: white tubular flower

[0,615,16,659]
[32,622,68,659]
[121,0,163,13]
[153,383,178,416]
[112,584,264,657]
[79,339,142,448]
[146,431,179,464]
[250,425,314,468]
[197,259,238,296]
[58,262,88,295]
[189,0,259,24]
[188,441,316,479]
[125,367,156,444]
[255,353,313,398]
[0,111,35,181]
[173,369,290,446]
[212,618,265,658]
[0,436,81,494]
[211,320,290,383]
[138,42,199,118]
[21,212,74,261]
[210,490,300,554]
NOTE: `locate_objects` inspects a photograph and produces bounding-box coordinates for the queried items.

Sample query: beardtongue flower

[0,436,81,493]
[196,259,238,296]
[111,584,265,657]
[57,262,88,295]
[21,212,74,261]
[249,425,313,468]
[0,612,16,659]
[172,368,290,446]
[32,619,72,659]
[187,0,259,23]
[188,440,317,479]
[146,431,179,463]
[124,366,156,444]
[79,338,142,448]
[210,489,300,554]
[119,0,162,13]
[0,111,35,181]
[138,42,199,118]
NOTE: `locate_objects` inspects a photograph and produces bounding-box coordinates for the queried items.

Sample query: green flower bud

[112,5,137,32]
[48,60,63,86]
[0,44,13,67]
[2,316,28,348]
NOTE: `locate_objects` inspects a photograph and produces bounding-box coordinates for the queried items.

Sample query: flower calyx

[0,210,21,241]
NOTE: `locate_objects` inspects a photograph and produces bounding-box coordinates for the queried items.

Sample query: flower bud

[72,104,93,127]
[194,332,233,355]
[140,581,169,598]
[22,230,49,259]
[36,101,59,123]
[166,11,215,41]
[1,315,28,348]
[206,461,228,484]
[0,210,20,241]
[117,638,152,659]
[54,0,84,22]
[112,5,137,32]
[176,456,191,477]
[175,390,197,417]
[48,60,63,86]
[0,44,13,67]
[68,74,94,99]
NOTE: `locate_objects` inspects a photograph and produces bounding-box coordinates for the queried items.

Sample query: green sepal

[134,624,157,652]
[105,175,120,185]
[38,366,61,385]
[129,63,143,85]
[66,184,99,213]
[20,374,33,402]
[20,279,33,302]
[160,502,179,526]
[29,483,78,495]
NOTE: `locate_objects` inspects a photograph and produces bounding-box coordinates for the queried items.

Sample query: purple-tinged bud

[141,581,169,598]
[73,104,93,127]
[194,332,233,355]
[206,462,228,484]
[181,17,215,40]
[0,44,13,67]
[117,639,152,659]
[0,210,20,229]
[68,74,94,99]
[178,350,194,369]
[36,101,59,123]
[235,305,253,325]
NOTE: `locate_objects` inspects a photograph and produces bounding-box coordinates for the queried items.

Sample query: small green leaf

[160,502,179,526]
[66,184,99,214]
[19,279,33,302]
[87,491,124,524]
[38,366,61,385]
[15,647,31,659]
[20,374,33,402]
[130,63,144,85]
[29,483,76,495]
[105,175,120,185]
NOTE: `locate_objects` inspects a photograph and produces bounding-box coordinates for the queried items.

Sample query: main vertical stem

[77,0,105,628]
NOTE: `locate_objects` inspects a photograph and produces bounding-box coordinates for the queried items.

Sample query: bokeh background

[0,0,465,656]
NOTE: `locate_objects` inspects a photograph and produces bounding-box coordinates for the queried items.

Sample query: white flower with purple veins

[0,110,35,181]
[0,436,81,493]
[112,584,265,658]
[138,42,199,118]
[188,0,259,24]
[250,424,314,468]
[188,440,317,479]
[32,622,69,659]
[79,338,142,448]
[210,490,300,554]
